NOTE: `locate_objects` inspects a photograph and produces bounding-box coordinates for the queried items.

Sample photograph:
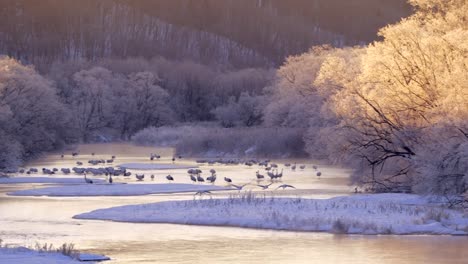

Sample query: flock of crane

[20,151,324,192]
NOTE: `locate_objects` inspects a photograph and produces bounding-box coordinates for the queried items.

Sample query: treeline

[0,55,273,170]
[0,0,410,69]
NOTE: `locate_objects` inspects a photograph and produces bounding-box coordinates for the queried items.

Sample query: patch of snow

[0,177,105,184]
[74,193,468,235]
[9,183,232,197]
[117,163,197,170]
[0,247,86,264]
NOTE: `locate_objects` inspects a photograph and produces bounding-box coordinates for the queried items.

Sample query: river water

[0,143,466,263]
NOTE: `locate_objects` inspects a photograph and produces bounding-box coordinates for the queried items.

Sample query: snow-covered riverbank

[74,193,468,235]
[117,163,196,170]
[0,177,105,184]
[0,246,109,264]
[8,183,232,197]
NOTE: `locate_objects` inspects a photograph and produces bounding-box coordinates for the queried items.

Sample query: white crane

[166,175,174,182]
[257,183,273,190]
[231,183,249,191]
[196,175,205,183]
[84,173,93,184]
[256,171,264,180]
[206,175,216,183]
[136,174,145,181]
[190,175,197,183]
[276,184,296,190]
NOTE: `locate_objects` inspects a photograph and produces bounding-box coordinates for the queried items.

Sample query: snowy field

[74,193,468,235]
[8,183,232,197]
[118,163,196,170]
[0,176,105,184]
[0,247,109,264]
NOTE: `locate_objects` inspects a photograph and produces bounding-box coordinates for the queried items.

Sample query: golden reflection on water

[0,143,466,263]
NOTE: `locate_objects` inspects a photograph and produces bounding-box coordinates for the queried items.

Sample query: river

[0,143,466,263]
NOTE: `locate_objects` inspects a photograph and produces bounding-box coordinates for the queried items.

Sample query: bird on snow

[224,177,232,183]
[190,175,197,183]
[206,175,217,183]
[136,174,145,181]
[166,174,174,182]
[256,171,265,180]
[275,169,283,179]
[267,171,276,181]
[84,173,93,184]
[196,175,205,183]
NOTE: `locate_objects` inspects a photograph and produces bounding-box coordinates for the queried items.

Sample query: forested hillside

[0,0,411,70]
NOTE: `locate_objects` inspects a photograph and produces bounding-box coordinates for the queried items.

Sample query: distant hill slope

[0,0,411,69]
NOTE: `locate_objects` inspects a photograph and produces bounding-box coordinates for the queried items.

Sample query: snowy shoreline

[117,163,197,170]
[0,246,109,264]
[8,183,232,197]
[0,176,105,184]
[74,193,468,235]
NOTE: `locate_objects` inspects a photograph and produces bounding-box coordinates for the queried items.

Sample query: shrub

[132,124,307,158]
[331,219,349,234]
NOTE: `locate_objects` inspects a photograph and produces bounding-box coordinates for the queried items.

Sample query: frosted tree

[264,46,360,159]
[113,71,174,138]
[0,56,68,169]
[212,92,264,127]
[315,0,467,196]
[72,67,120,141]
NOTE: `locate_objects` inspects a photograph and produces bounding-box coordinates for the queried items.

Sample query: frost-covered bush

[132,125,212,147]
[132,124,307,158]
[0,130,22,170]
[212,92,265,127]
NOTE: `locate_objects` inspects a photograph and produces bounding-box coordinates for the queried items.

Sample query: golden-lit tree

[315,0,467,198]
